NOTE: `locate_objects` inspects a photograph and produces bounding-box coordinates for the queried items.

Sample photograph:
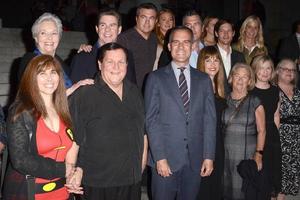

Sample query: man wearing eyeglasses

[145,26,216,200]
[117,2,158,90]
[70,9,135,84]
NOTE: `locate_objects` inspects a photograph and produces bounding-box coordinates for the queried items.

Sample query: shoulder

[118,28,135,40]
[248,94,262,109]
[191,67,210,81]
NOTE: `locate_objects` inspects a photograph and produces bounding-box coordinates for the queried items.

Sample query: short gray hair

[32,12,63,39]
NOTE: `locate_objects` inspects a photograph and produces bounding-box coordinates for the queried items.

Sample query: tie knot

[178,67,185,72]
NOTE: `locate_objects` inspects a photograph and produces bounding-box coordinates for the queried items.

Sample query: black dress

[198,96,227,200]
[251,85,282,197]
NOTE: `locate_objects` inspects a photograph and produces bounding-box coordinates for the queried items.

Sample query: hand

[77,44,92,53]
[200,159,214,177]
[156,159,172,177]
[253,153,263,171]
[65,167,84,194]
[66,79,94,96]
[0,142,5,154]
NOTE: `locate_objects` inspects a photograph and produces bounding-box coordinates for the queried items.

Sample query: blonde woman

[233,15,268,65]
[153,8,175,70]
[251,55,281,199]
[201,16,218,46]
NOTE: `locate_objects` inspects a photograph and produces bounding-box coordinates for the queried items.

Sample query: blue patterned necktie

[178,67,190,115]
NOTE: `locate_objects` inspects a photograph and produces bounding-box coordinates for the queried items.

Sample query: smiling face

[206,18,218,36]
[204,56,221,78]
[231,67,251,92]
[158,12,174,35]
[168,29,193,67]
[278,61,297,85]
[244,21,259,40]
[256,61,273,83]
[35,20,60,56]
[216,23,234,46]
[96,15,121,45]
[37,67,59,98]
[99,49,127,89]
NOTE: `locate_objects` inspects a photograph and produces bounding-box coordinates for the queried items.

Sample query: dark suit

[216,45,245,95]
[278,34,300,61]
[145,64,216,200]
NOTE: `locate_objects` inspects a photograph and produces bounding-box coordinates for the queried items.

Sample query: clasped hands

[156,159,214,177]
[65,163,83,194]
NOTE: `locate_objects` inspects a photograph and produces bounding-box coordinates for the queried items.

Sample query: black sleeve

[158,50,172,68]
[18,53,35,83]
[7,112,65,179]
[125,51,137,85]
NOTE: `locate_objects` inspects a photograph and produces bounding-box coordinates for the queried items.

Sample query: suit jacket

[278,34,300,61]
[70,43,99,83]
[145,64,216,172]
[216,46,245,95]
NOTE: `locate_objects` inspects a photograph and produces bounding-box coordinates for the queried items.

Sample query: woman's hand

[253,153,263,171]
[77,44,92,53]
[65,167,83,194]
[66,79,94,96]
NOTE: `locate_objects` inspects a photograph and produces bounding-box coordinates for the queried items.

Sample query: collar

[217,44,232,56]
[296,32,300,38]
[33,48,42,55]
[171,61,190,72]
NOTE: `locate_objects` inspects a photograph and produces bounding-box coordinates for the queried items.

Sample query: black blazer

[278,34,300,61]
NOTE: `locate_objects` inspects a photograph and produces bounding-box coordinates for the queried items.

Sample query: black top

[251,85,279,123]
[117,28,157,89]
[69,74,145,187]
[70,43,99,83]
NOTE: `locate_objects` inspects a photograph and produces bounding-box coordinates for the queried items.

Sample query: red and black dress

[3,109,72,200]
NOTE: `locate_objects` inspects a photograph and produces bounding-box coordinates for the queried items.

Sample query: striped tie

[179,68,189,114]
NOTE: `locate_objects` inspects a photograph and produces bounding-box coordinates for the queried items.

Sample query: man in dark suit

[278,20,300,88]
[214,19,245,94]
[70,9,136,84]
[145,26,216,200]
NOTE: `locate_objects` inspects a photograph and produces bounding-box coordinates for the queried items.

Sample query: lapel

[189,67,198,118]
[163,64,186,115]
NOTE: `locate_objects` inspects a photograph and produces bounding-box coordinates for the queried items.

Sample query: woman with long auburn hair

[3,55,82,200]
[197,46,226,200]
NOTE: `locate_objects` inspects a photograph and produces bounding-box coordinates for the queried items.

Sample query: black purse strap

[224,95,248,129]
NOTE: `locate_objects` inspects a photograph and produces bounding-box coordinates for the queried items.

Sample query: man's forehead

[138,8,157,16]
[184,15,201,23]
[99,15,118,24]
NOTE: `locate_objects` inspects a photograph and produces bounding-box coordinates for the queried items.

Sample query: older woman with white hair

[223,63,266,200]
[274,59,300,200]
[233,15,268,65]
[18,12,93,96]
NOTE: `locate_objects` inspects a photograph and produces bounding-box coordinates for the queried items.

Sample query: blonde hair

[228,63,255,90]
[236,15,265,50]
[201,16,218,41]
[197,46,225,98]
[155,9,175,46]
[251,55,275,82]
[273,59,298,87]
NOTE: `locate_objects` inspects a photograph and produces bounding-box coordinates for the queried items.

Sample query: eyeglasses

[39,31,59,38]
[280,67,297,73]
[233,74,249,81]
[171,40,192,47]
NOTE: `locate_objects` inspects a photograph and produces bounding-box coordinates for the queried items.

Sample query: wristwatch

[255,150,263,155]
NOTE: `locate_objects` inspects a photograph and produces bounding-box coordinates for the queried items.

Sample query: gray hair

[32,12,63,39]
[228,62,255,90]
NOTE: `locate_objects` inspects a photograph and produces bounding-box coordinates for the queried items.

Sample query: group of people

[1,2,300,200]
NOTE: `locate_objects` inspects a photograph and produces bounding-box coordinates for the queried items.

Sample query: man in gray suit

[145,26,216,200]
